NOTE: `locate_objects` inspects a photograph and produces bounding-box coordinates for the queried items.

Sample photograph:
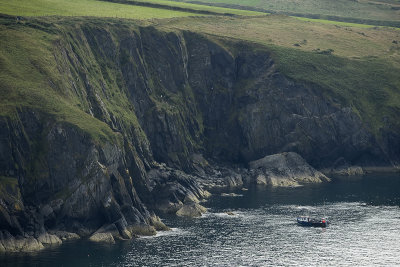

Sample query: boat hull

[297,217,328,228]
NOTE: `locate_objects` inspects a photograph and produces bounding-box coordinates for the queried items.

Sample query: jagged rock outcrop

[0,16,399,251]
[249,152,330,187]
[148,163,211,213]
[176,203,207,218]
[0,110,162,251]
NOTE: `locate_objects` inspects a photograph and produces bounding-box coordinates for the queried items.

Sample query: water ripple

[119,200,400,266]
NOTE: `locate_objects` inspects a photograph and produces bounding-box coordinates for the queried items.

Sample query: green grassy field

[115,0,265,16]
[0,0,263,19]
[174,0,400,26]
[0,0,199,19]
[294,17,381,28]
[161,15,400,60]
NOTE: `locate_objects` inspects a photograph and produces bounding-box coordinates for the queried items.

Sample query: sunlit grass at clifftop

[0,0,198,19]
[0,0,264,19]
[161,15,400,60]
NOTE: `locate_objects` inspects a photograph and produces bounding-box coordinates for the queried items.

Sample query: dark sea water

[2,173,400,267]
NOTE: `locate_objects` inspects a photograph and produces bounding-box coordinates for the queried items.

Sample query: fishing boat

[296,216,328,227]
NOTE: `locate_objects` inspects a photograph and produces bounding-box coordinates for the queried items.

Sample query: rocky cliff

[0,16,399,251]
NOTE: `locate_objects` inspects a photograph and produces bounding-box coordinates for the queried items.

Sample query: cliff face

[0,17,399,250]
[0,110,155,242]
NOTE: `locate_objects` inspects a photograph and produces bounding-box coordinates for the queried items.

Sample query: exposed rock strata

[148,164,211,213]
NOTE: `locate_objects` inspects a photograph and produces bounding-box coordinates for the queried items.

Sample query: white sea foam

[139,227,188,239]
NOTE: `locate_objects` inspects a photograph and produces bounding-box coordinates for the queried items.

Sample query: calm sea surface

[2,173,400,266]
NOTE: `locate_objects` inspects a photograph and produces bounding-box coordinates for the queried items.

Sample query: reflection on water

[1,173,399,266]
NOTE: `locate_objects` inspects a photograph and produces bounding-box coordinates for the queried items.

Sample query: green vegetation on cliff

[0,0,399,157]
[0,18,119,143]
[160,15,400,133]
[271,46,400,134]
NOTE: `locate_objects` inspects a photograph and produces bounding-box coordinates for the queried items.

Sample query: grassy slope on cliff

[0,0,260,145]
[0,16,121,143]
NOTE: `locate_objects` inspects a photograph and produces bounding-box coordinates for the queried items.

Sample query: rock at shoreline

[249,152,330,187]
[21,237,45,252]
[149,165,212,214]
[176,203,207,217]
[225,174,244,188]
[184,193,200,204]
[92,223,128,241]
[321,157,364,176]
[149,216,170,231]
[51,231,80,241]
[0,231,45,252]
[325,166,364,176]
[127,225,156,236]
[37,233,62,246]
[195,165,248,189]
[89,232,115,244]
